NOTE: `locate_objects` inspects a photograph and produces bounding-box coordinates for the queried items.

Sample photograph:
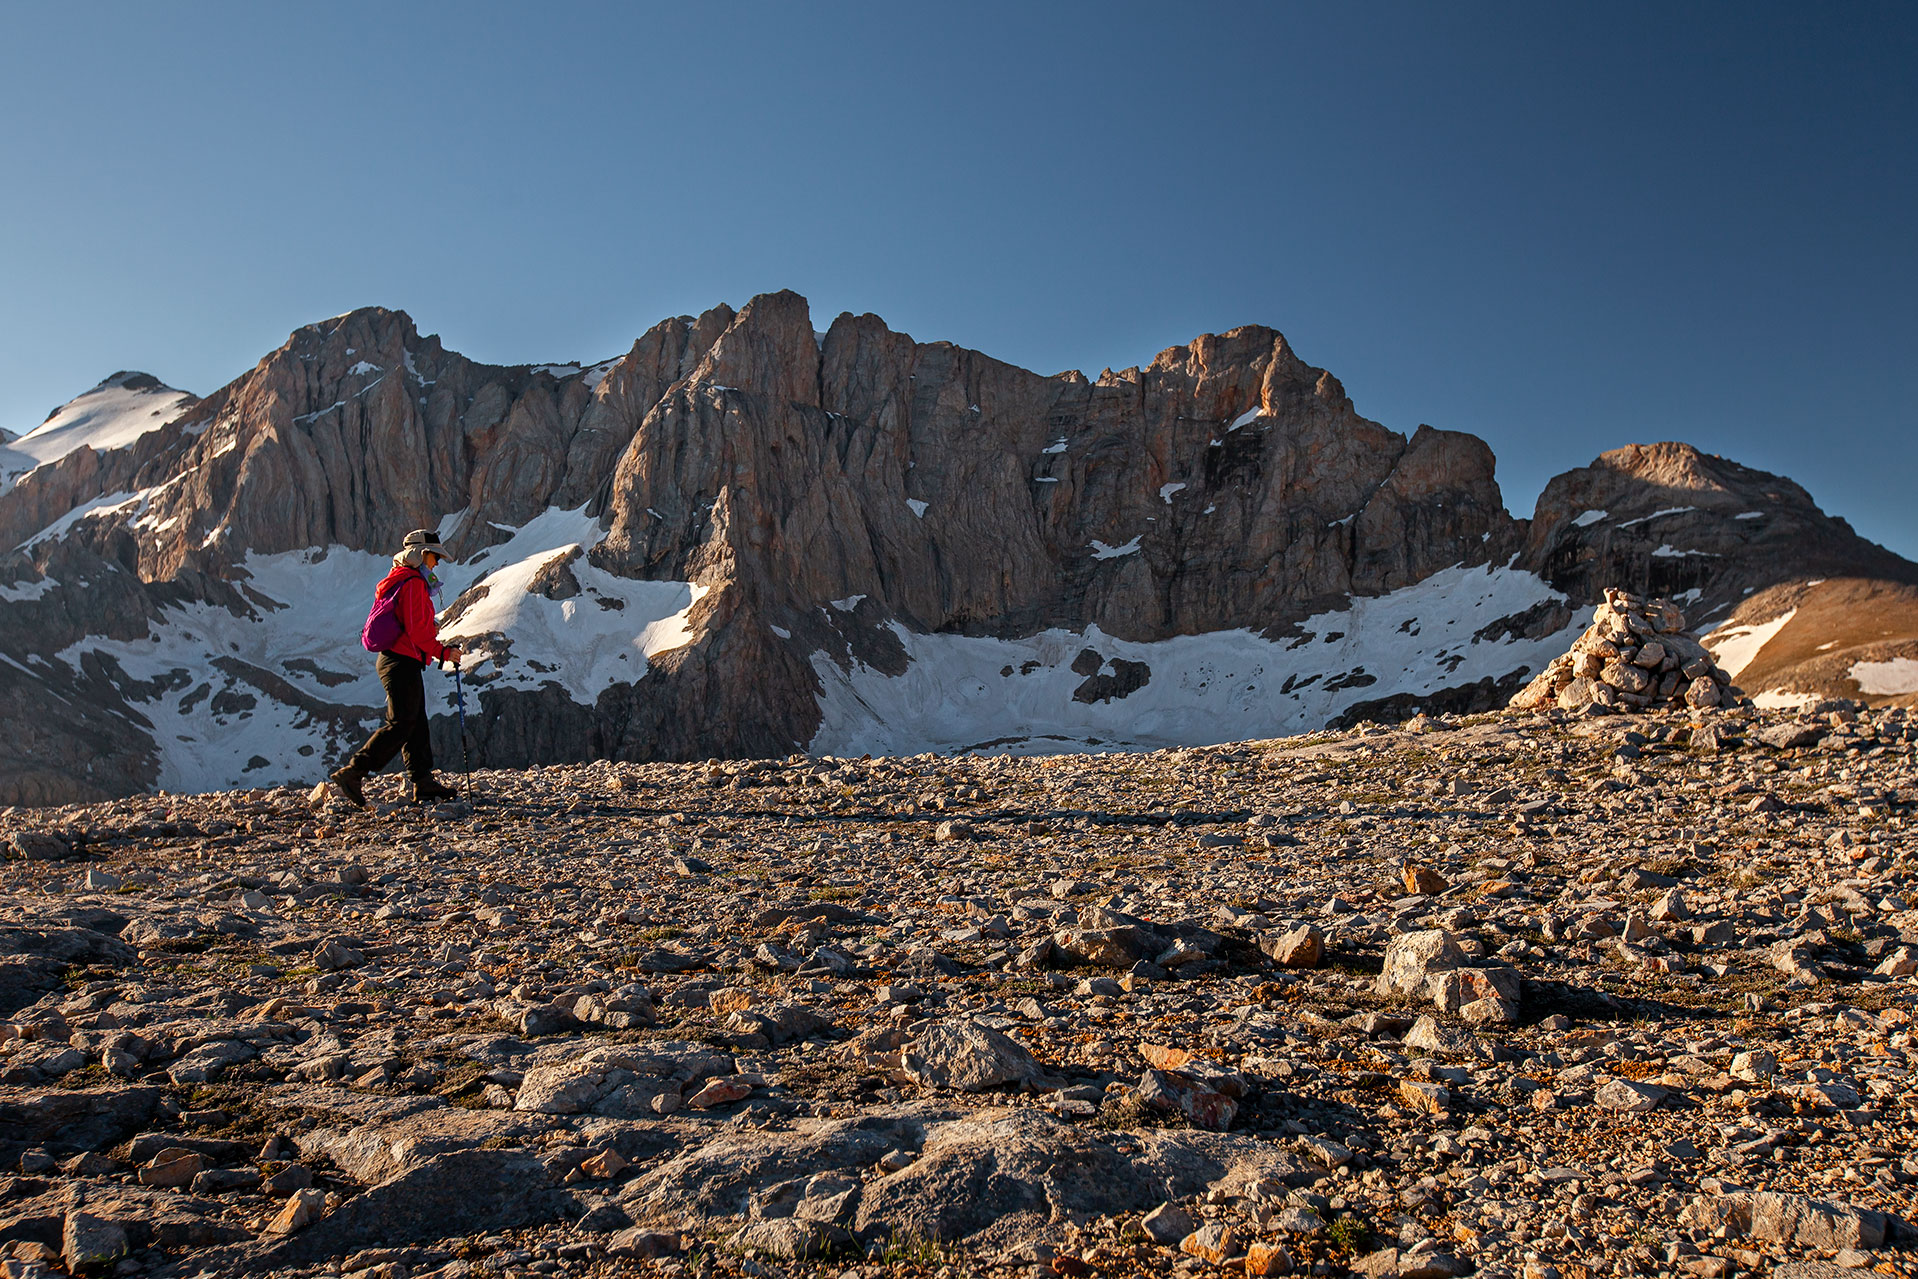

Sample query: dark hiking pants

[347,652,434,781]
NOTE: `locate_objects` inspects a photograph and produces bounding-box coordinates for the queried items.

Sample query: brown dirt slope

[1711,577,1918,707]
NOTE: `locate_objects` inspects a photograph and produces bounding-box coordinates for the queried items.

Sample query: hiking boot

[328,765,368,809]
[413,777,461,803]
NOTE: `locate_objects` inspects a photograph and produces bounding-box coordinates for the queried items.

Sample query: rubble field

[1,702,1916,1279]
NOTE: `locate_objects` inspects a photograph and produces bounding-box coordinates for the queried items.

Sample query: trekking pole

[446,658,471,779]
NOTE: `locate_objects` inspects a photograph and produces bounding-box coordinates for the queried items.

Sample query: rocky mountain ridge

[0,293,1912,805]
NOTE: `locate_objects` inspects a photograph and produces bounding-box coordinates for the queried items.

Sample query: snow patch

[347,361,381,376]
[1734,511,1765,520]
[293,401,345,424]
[1228,407,1260,431]
[1619,506,1696,528]
[809,563,1583,757]
[457,505,597,569]
[1753,689,1819,710]
[1159,483,1186,503]
[1851,658,1918,696]
[0,574,58,603]
[435,509,466,544]
[1650,544,1713,558]
[1089,537,1142,560]
[906,499,929,519]
[830,595,866,612]
[1705,608,1797,679]
[1571,510,1608,528]
[1042,439,1068,455]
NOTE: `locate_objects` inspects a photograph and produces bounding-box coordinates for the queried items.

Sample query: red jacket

[374,565,451,665]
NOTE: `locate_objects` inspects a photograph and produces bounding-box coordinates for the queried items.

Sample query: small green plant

[1325,1213,1371,1257]
[636,925,683,941]
[880,1230,945,1266]
[56,1064,112,1089]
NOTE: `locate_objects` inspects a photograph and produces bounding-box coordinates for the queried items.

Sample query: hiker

[330,529,464,807]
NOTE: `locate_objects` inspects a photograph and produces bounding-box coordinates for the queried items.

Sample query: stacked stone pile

[1512,586,1737,713]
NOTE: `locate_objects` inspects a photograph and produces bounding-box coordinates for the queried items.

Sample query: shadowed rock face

[1524,442,1918,614]
[0,293,1911,804]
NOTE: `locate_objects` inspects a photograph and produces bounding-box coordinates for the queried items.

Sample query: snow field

[438,506,703,704]
[808,563,1585,757]
[54,546,399,794]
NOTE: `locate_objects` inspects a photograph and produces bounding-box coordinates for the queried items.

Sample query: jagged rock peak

[1537,441,1818,516]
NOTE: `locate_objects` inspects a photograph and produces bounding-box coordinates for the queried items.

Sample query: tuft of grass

[56,1063,113,1089]
[1641,855,1698,878]
[1324,1213,1372,1257]
[879,1230,945,1266]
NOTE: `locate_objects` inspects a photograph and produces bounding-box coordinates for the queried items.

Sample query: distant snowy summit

[2,371,195,487]
[0,294,1912,805]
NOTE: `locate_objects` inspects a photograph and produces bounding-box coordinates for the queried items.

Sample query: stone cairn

[1511,587,1737,714]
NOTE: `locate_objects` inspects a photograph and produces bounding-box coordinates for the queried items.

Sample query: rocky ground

[1,702,1916,1279]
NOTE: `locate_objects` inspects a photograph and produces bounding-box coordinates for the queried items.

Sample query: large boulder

[1377,930,1465,999]
[903,1021,1046,1093]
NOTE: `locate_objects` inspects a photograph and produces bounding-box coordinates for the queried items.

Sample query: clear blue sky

[2,2,1912,556]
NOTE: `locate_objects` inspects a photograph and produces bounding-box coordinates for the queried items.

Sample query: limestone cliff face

[592,292,1523,637]
[0,293,1911,804]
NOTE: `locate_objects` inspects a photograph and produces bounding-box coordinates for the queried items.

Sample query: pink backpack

[361,570,422,653]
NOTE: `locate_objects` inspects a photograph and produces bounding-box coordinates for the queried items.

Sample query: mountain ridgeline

[0,292,1911,806]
